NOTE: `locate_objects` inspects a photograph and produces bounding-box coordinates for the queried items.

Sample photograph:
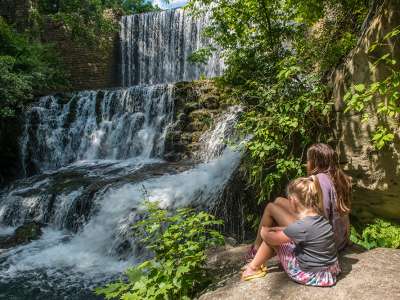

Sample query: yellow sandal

[241,264,267,272]
[241,266,267,281]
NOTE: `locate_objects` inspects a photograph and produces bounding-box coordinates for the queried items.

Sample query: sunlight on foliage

[188,47,215,65]
[344,25,400,150]
[351,219,400,250]
[34,0,158,47]
[187,0,367,202]
[0,17,66,118]
[95,201,224,299]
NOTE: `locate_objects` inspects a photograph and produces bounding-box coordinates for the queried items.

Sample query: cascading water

[20,84,174,176]
[0,108,241,299]
[196,105,243,162]
[0,7,239,300]
[120,9,224,86]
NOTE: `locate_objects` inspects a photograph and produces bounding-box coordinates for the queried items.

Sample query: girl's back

[284,215,337,272]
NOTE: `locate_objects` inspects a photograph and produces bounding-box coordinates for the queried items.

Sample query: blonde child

[242,176,341,286]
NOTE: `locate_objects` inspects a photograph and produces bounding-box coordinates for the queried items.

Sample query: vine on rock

[344,25,400,150]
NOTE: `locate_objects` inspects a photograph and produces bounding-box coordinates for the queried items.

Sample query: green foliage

[344,25,400,150]
[350,219,400,249]
[188,0,367,201]
[35,0,158,46]
[95,201,224,300]
[188,47,215,65]
[1,0,159,119]
[0,17,65,118]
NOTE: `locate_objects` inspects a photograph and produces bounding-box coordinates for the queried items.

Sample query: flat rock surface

[201,245,400,300]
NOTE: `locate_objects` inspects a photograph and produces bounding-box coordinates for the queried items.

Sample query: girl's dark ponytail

[307,143,352,215]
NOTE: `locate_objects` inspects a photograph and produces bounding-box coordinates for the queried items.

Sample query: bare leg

[254,197,296,249]
[251,241,275,268]
[242,240,275,279]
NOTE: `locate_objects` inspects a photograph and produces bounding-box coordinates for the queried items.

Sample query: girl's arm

[269,226,285,232]
[261,228,292,246]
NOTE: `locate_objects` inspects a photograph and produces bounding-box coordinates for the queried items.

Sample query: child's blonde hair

[287,175,324,214]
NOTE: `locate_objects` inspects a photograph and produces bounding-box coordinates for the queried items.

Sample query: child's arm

[262,228,292,246]
[268,226,285,232]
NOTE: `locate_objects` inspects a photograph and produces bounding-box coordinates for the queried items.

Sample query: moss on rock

[164,80,226,162]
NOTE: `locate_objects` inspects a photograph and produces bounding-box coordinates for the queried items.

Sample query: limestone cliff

[332,0,400,224]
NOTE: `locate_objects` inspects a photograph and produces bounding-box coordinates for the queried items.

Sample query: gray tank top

[316,173,349,251]
[284,215,338,272]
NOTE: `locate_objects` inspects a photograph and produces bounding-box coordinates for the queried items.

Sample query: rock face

[164,80,229,162]
[0,118,22,185]
[201,244,400,300]
[0,222,43,249]
[331,0,400,224]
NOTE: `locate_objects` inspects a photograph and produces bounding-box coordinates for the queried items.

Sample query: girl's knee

[260,226,269,240]
[274,197,288,206]
[265,202,275,213]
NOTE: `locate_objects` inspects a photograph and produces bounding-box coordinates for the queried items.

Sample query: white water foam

[0,148,240,288]
[0,226,15,237]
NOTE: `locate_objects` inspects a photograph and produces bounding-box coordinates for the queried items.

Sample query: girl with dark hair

[245,143,352,262]
[306,143,352,250]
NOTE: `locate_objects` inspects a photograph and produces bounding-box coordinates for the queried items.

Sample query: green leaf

[354,83,365,93]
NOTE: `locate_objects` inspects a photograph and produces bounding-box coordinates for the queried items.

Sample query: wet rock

[202,245,400,300]
[210,164,259,242]
[54,92,73,104]
[184,102,201,114]
[163,152,182,162]
[200,96,220,109]
[164,80,226,161]
[0,222,43,249]
[224,236,238,247]
[191,131,204,143]
[177,112,190,126]
[187,121,209,132]
[180,132,193,144]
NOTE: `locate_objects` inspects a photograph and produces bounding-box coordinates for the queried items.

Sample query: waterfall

[0,114,241,298]
[20,85,174,175]
[196,105,243,162]
[0,7,238,300]
[120,9,224,86]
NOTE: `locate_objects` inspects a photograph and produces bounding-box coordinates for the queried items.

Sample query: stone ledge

[201,245,400,300]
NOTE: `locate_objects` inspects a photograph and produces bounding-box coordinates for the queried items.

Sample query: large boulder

[201,244,400,300]
[0,222,43,249]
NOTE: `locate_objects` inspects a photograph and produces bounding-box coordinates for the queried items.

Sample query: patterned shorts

[277,242,341,287]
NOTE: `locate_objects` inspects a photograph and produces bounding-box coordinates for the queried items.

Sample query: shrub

[35,0,158,47]
[0,17,66,118]
[95,201,224,300]
[187,0,368,202]
[350,219,400,250]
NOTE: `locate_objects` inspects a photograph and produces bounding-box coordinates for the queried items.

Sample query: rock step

[201,244,400,300]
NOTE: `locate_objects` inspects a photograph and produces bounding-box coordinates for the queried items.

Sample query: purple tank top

[316,173,350,251]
